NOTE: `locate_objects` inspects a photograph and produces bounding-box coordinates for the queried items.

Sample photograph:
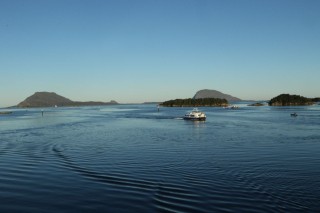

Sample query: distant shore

[0,111,12,115]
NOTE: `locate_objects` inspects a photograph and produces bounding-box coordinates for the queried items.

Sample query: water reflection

[184,120,207,128]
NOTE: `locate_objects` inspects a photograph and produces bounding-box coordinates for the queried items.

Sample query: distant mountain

[193,89,241,102]
[17,92,118,108]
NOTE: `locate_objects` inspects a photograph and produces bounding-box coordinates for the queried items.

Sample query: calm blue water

[1,103,320,212]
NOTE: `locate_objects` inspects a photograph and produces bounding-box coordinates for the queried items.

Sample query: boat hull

[183,117,206,121]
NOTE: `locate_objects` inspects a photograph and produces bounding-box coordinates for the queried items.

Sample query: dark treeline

[311,97,320,102]
[269,94,314,106]
[161,98,228,107]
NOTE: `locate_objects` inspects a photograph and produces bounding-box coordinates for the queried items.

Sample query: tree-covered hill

[269,94,314,106]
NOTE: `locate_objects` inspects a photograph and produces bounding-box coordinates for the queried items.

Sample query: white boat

[183,108,206,121]
[223,105,239,109]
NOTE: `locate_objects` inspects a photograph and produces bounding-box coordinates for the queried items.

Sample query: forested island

[161,98,228,107]
[269,94,314,106]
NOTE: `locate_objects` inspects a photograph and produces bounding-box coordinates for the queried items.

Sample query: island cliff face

[17,92,117,108]
[193,89,241,102]
[269,94,314,106]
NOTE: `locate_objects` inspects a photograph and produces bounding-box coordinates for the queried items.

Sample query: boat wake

[52,145,156,191]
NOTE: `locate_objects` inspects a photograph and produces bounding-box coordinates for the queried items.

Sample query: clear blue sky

[1,0,319,107]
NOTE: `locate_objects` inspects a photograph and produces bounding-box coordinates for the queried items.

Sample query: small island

[248,102,265,107]
[161,98,228,107]
[269,94,314,106]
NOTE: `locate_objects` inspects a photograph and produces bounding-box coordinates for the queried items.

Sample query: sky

[1,0,319,107]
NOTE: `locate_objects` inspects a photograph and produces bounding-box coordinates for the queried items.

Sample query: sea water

[0,104,320,212]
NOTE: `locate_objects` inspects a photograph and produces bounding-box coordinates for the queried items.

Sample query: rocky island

[193,89,241,102]
[17,92,118,108]
[269,94,314,106]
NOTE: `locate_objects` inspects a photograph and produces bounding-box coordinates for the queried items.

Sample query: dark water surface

[1,104,320,212]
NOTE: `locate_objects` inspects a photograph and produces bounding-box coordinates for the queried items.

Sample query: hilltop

[17,92,117,108]
[193,89,241,102]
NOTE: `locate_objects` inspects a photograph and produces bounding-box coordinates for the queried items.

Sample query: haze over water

[1,103,320,212]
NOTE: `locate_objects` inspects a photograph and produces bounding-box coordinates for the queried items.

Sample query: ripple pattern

[0,105,320,212]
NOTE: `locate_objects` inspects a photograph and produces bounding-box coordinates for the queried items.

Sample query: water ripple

[1,104,319,212]
[52,145,157,191]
